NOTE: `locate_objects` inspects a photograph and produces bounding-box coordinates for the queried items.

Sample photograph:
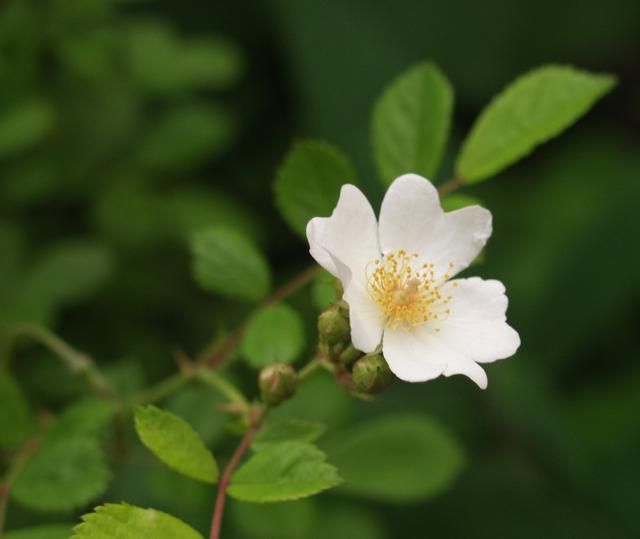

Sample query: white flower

[306,173,520,389]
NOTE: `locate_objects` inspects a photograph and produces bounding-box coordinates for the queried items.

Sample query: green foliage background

[1,0,639,537]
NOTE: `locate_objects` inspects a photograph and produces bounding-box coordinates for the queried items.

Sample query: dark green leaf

[0,100,55,159]
[12,438,109,512]
[241,304,305,368]
[326,413,464,502]
[5,524,73,539]
[190,226,270,301]
[0,370,31,447]
[372,61,453,184]
[274,141,357,236]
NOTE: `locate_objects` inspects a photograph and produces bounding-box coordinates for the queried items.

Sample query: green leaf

[12,438,109,512]
[72,503,204,539]
[456,65,616,182]
[441,194,482,212]
[0,99,55,159]
[241,304,305,368]
[274,140,357,236]
[311,270,339,311]
[230,499,317,539]
[228,441,342,502]
[326,413,464,502]
[0,370,31,447]
[252,418,325,451]
[372,61,453,185]
[137,103,234,173]
[190,226,270,301]
[134,405,218,483]
[5,524,73,539]
[24,241,114,306]
[47,398,117,443]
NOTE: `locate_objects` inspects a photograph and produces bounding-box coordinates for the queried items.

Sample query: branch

[209,407,263,539]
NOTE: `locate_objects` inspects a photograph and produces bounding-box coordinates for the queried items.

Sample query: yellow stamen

[366,251,455,330]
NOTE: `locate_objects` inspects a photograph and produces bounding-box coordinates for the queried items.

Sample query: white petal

[306,184,380,282]
[382,325,448,382]
[329,253,384,353]
[444,359,488,389]
[435,277,520,364]
[378,173,492,277]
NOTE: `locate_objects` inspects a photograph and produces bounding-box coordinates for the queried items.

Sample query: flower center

[366,250,454,330]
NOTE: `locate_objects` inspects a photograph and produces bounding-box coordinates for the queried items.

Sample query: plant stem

[199,265,321,368]
[438,176,464,196]
[128,370,194,407]
[196,370,249,408]
[209,408,263,539]
[1,324,115,397]
[0,438,41,537]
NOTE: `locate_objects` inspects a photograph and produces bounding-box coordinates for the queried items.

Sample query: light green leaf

[47,398,117,443]
[372,61,453,185]
[5,524,73,539]
[190,226,270,301]
[72,503,204,539]
[0,99,55,159]
[441,194,482,212]
[274,140,357,236]
[311,270,339,311]
[241,304,305,368]
[12,438,109,512]
[326,413,464,502]
[252,418,325,451]
[228,441,342,502]
[0,370,31,447]
[24,241,113,306]
[134,405,218,483]
[137,103,234,173]
[456,65,616,182]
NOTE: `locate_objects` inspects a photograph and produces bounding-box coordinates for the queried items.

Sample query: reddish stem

[209,410,262,539]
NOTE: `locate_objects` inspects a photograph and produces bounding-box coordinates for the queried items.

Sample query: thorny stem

[1,324,115,398]
[209,407,264,539]
[0,438,41,537]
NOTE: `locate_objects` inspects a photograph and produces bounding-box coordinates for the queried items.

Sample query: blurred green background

[1,0,639,537]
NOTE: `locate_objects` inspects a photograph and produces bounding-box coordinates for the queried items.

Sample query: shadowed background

[1,0,639,537]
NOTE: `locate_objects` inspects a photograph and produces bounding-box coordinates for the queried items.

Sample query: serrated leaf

[0,370,31,447]
[137,103,234,173]
[241,304,305,368]
[5,524,73,539]
[134,405,218,483]
[12,438,109,512]
[72,503,204,539]
[24,241,114,306]
[228,441,341,502]
[0,99,55,159]
[456,65,616,182]
[252,418,325,451]
[190,226,270,301]
[274,141,357,236]
[372,61,453,185]
[326,413,464,502]
[47,398,117,443]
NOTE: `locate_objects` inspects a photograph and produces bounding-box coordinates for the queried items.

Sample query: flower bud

[259,363,297,405]
[318,304,350,347]
[352,353,395,394]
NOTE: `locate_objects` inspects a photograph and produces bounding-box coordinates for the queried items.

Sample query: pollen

[366,250,455,330]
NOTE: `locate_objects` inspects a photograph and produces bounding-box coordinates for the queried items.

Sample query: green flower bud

[318,304,350,347]
[352,353,395,394]
[259,363,297,405]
